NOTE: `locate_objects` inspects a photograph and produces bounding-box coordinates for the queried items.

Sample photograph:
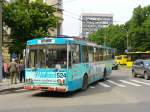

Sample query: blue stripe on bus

[67,78,82,91]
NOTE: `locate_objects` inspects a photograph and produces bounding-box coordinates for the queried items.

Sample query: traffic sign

[12,53,17,59]
[125,49,128,53]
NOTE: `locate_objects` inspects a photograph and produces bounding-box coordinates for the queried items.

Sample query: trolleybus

[24,36,113,92]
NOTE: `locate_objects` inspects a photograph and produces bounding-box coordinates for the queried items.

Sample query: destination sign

[38,39,55,44]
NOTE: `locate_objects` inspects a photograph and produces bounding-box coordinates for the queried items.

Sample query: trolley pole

[0,1,2,82]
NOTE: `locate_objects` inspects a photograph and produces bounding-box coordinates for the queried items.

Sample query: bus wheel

[132,70,137,78]
[144,72,150,80]
[82,75,88,91]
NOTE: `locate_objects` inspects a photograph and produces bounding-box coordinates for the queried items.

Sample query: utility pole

[104,27,106,46]
[104,25,108,46]
[0,0,3,82]
[127,31,129,51]
[48,2,62,37]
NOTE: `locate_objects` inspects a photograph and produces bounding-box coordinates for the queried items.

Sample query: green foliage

[3,0,59,54]
[89,24,127,54]
[128,5,150,51]
[89,5,150,53]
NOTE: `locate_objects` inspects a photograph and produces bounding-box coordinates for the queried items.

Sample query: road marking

[119,80,141,87]
[98,82,111,88]
[107,80,126,87]
[131,79,150,86]
[89,86,95,89]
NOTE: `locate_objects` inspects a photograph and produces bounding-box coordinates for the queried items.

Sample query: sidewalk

[0,79,24,92]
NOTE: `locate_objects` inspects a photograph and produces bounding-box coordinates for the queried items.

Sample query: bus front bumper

[24,85,68,92]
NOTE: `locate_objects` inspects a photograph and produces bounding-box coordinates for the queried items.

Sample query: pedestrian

[19,60,25,83]
[15,59,20,80]
[3,61,9,80]
[9,59,18,84]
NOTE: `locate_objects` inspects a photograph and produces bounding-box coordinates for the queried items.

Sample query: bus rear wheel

[81,75,88,91]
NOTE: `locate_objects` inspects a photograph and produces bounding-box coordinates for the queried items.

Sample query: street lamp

[48,2,63,37]
[104,26,107,46]
[122,26,129,52]
[127,31,129,51]
[124,27,129,51]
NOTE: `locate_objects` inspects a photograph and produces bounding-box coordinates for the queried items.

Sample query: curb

[0,86,23,93]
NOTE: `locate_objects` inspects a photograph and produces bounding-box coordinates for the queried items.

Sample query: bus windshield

[26,45,67,68]
[116,56,122,60]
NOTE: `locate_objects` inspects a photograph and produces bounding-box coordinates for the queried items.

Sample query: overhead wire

[53,0,117,37]
[63,0,81,4]
[50,0,81,7]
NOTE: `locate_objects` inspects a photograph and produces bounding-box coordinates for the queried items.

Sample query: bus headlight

[57,79,65,85]
[55,64,61,70]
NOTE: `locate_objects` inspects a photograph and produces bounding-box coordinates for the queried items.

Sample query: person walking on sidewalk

[9,59,18,84]
[3,61,9,80]
[19,60,25,83]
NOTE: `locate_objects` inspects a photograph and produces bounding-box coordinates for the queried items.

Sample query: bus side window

[88,46,94,62]
[71,45,80,64]
[69,51,72,67]
[94,47,99,62]
[99,48,103,61]
[82,46,88,63]
[103,49,107,60]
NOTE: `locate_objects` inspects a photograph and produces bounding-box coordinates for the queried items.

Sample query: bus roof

[27,37,112,49]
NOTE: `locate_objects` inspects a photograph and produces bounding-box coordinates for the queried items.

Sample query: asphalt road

[1,69,150,112]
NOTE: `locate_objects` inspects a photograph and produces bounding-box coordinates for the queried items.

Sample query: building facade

[81,13,113,38]
[44,0,63,36]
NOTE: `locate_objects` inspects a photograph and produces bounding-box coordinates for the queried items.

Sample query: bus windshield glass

[26,45,67,68]
[116,56,122,60]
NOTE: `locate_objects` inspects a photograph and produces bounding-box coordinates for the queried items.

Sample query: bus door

[68,44,81,64]
[67,44,83,90]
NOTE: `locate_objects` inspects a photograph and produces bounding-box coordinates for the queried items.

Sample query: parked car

[112,62,118,70]
[132,59,150,80]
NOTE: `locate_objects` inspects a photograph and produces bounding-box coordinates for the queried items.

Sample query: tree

[127,5,150,51]
[89,24,127,54]
[89,5,150,53]
[3,0,59,55]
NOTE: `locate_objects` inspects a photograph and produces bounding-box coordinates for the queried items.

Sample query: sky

[62,0,150,36]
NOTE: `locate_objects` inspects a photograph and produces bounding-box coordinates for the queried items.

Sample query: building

[2,25,11,63]
[81,13,113,38]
